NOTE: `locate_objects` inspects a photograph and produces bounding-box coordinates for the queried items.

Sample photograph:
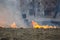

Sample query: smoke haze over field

[0,0,27,28]
[0,0,60,28]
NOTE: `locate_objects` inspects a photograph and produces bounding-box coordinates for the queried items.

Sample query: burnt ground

[0,28,60,40]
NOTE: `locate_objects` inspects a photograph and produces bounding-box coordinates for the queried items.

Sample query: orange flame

[32,21,56,29]
[10,22,17,28]
[0,25,4,28]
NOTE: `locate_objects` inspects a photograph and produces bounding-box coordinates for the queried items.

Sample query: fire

[0,25,4,28]
[10,22,17,28]
[32,21,56,29]
[32,20,41,28]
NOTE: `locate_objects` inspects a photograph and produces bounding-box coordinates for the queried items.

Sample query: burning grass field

[0,28,60,40]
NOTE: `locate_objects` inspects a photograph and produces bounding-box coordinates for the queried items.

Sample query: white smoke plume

[0,0,27,28]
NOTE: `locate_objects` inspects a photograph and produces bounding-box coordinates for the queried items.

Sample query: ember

[10,22,17,28]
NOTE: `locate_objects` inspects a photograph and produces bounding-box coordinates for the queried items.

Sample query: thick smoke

[0,0,27,28]
[0,0,60,28]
